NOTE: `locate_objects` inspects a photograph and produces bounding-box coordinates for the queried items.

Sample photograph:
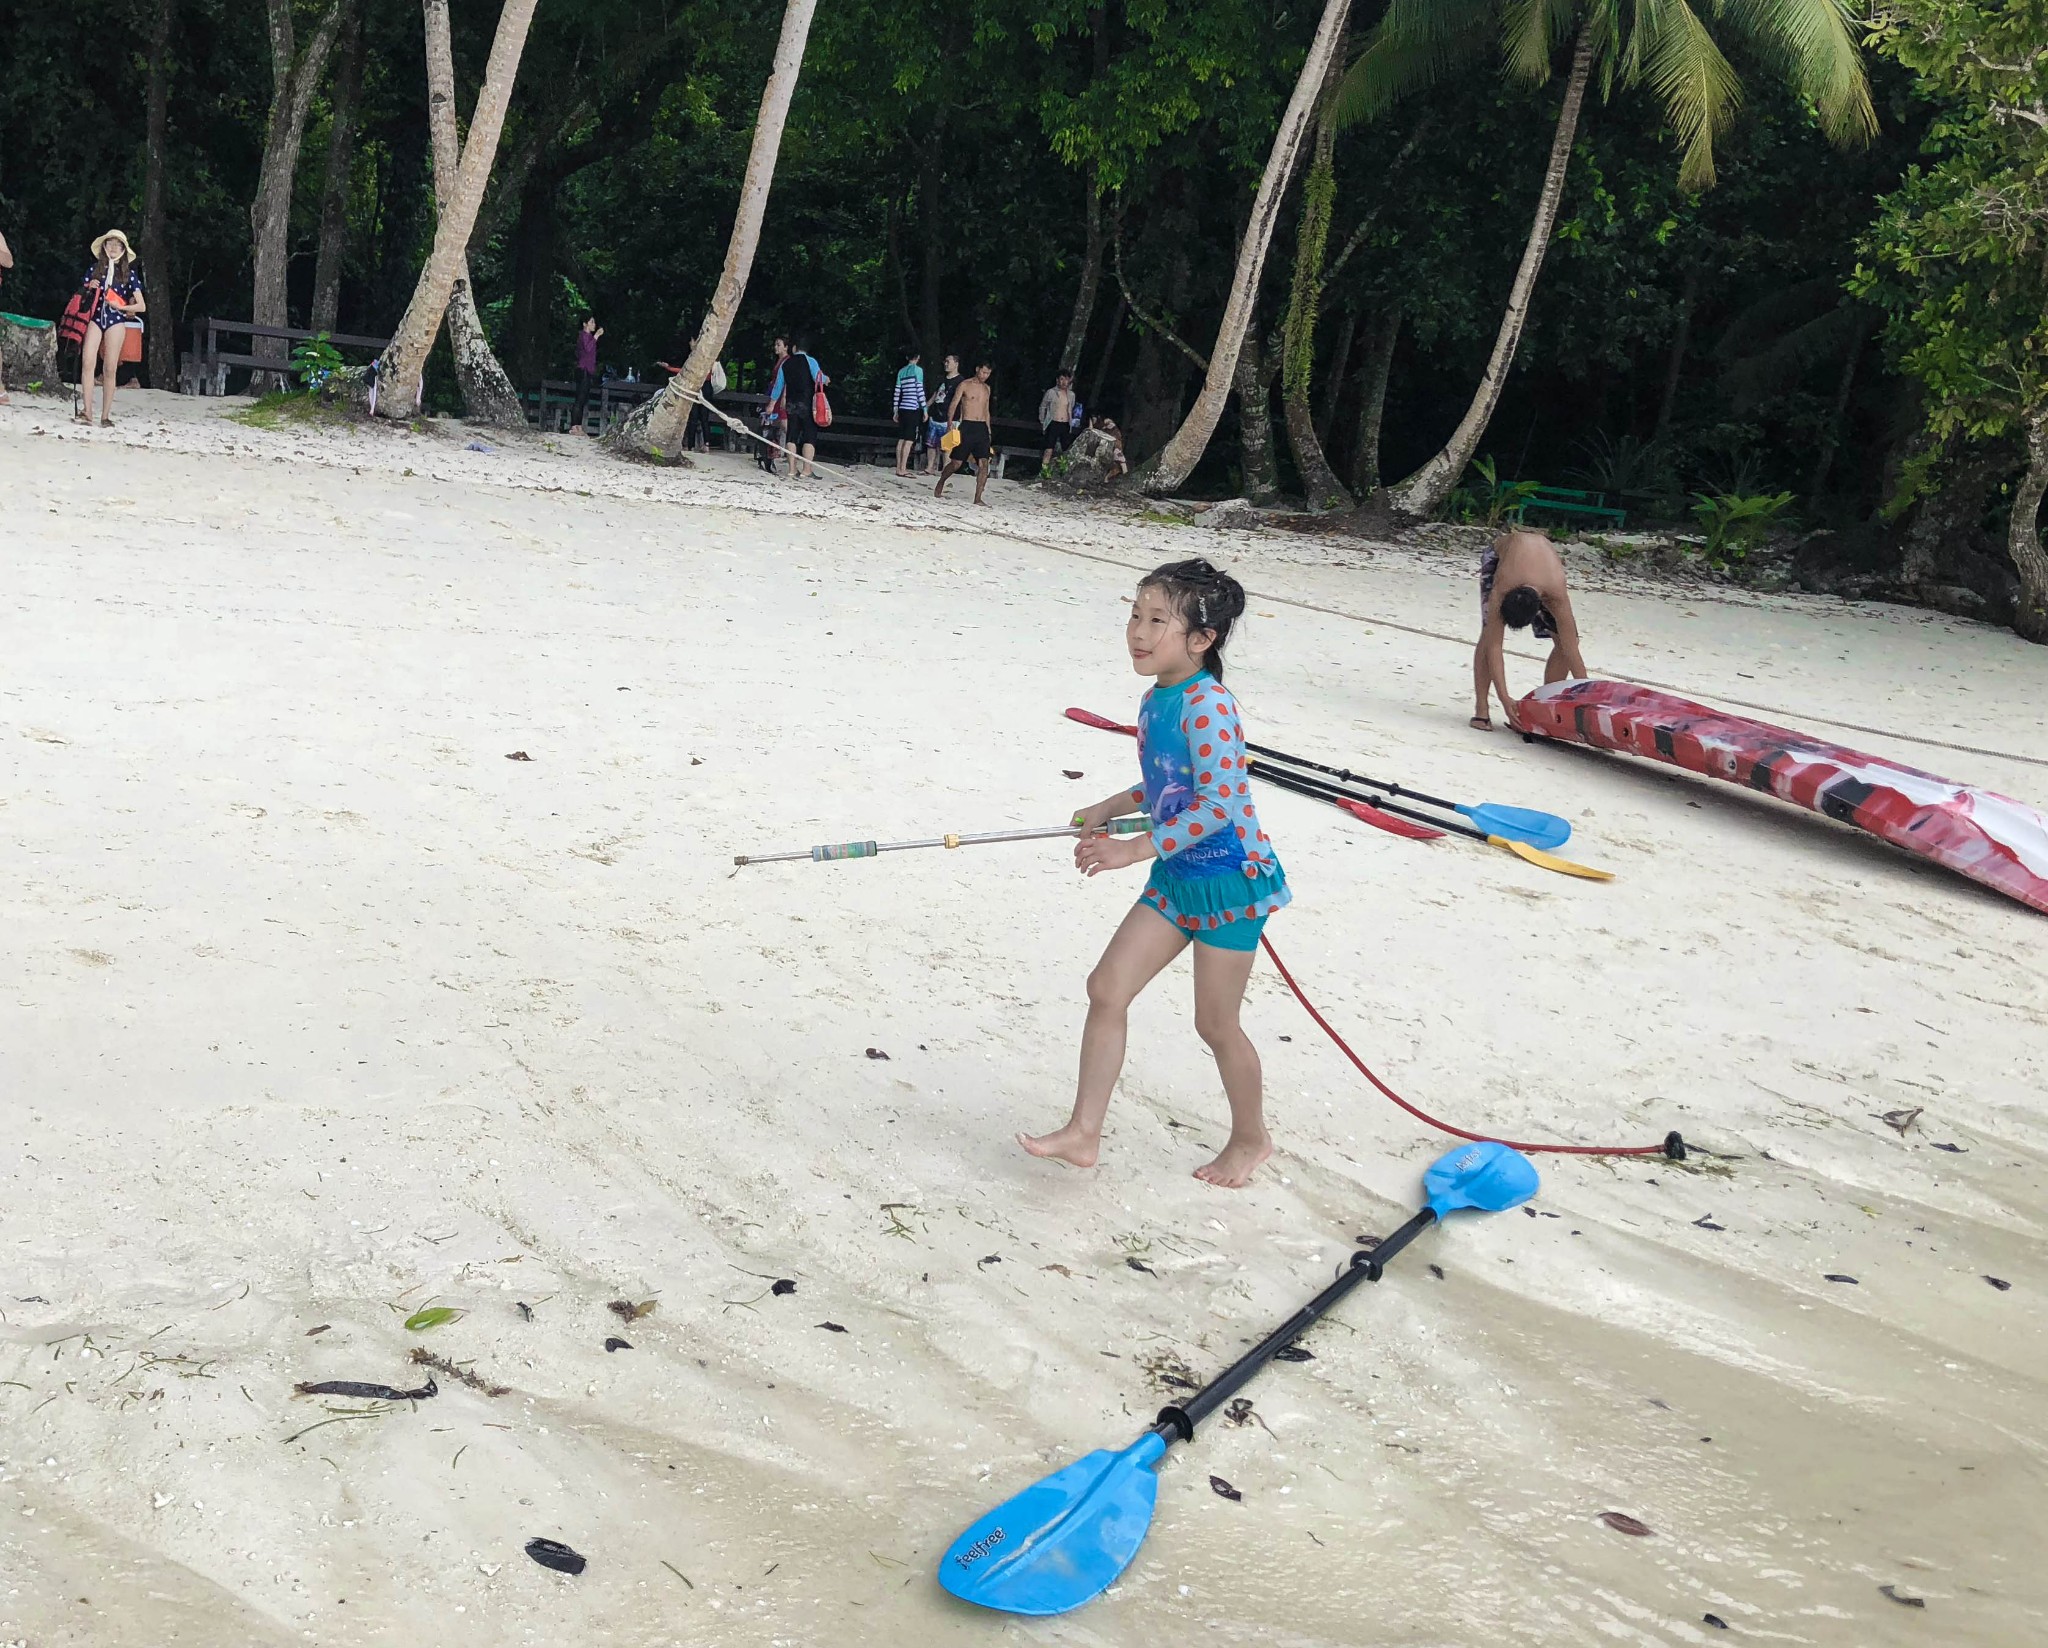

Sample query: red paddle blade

[1335,797,1445,840]
[1065,707,1137,737]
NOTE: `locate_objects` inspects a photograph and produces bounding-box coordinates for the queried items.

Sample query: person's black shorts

[957,419,993,462]
[1042,421,1075,454]
[896,409,923,441]
[784,409,817,451]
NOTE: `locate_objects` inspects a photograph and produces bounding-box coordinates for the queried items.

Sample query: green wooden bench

[1513,486,1627,530]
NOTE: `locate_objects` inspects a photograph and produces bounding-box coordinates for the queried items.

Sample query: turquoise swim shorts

[1139,895,1268,952]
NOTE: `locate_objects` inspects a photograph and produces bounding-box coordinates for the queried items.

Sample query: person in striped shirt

[893,351,926,477]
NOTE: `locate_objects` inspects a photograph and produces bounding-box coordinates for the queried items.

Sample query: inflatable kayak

[1517,679,2048,916]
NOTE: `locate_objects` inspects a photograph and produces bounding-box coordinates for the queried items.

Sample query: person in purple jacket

[570,316,603,435]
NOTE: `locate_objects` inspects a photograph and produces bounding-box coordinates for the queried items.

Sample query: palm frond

[1641,0,1744,190]
[1720,0,1875,146]
[1721,303,1875,408]
[1329,0,1497,127]
[1499,0,1579,86]
[1713,276,1841,361]
[1613,0,1656,89]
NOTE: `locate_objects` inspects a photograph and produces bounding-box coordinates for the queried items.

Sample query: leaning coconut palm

[423,0,525,426]
[1335,0,1875,518]
[365,0,539,419]
[619,0,818,459]
[1140,0,1355,495]
[1277,33,1356,513]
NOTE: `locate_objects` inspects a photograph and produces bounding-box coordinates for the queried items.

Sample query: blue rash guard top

[1123,671,1290,935]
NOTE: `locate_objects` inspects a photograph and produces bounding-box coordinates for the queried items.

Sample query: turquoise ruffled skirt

[1138,857,1291,952]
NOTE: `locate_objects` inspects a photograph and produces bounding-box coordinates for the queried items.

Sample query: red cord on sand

[1259,937,1684,1160]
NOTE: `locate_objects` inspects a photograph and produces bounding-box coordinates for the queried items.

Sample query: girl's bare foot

[1018,1125,1099,1169]
[1193,1130,1272,1188]
[1469,715,1492,730]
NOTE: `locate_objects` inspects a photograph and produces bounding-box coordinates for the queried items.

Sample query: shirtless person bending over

[936,362,995,506]
[1472,528,1588,730]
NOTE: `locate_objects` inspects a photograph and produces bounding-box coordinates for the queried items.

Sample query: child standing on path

[1020,559,1290,1188]
[570,316,602,435]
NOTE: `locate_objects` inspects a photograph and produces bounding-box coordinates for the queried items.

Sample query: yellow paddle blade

[1491,835,1615,881]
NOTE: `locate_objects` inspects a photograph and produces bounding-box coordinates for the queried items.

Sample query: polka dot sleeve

[1150,682,1244,862]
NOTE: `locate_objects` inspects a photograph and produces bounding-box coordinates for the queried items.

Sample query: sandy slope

[2,391,2044,1647]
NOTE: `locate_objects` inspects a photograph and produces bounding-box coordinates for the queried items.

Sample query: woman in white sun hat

[77,227,146,427]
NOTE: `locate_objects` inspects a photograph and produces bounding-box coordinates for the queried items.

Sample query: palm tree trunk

[140,0,175,391]
[1317,308,1355,442]
[1061,9,1111,374]
[1279,37,1353,511]
[506,169,557,386]
[422,0,524,426]
[886,195,918,348]
[1808,315,1870,499]
[1140,0,1354,494]
[1348,302,1401,494]
[251,0,346,390]
[1059,172,1106,375]
[1652,266,1698,444]
[1087,292,1127,404]
[919,125,945,359]
[1384,22,1595,518]
[310,0,366,337]
[1235,328,1280,503]
[2009,406,2048,643]
[620,0,819,455]
[366,0,540,418]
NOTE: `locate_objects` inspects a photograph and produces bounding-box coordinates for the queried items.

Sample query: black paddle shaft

[1251,760,1490,843]
[1246,741,1461,817]
[1151,1209,1438,1445]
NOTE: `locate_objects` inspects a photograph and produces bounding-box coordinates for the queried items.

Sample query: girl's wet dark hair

[1139,558,1248,680]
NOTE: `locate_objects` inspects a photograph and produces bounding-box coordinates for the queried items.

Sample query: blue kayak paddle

[937,1141,1541,1616]
[1242,738,1574,850]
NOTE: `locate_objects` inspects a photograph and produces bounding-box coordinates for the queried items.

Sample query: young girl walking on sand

[1020,558,1290,1188]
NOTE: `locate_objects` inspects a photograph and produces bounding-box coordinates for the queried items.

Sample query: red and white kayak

[1516,679,2048,916]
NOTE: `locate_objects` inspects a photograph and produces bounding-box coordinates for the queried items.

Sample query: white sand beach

[3,390,2045,1646]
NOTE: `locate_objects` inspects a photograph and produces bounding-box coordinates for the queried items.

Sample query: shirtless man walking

[935,361,995,506]
[1471,527,1588,729]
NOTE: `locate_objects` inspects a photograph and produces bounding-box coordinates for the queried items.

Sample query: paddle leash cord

[1258,936,1686,1160]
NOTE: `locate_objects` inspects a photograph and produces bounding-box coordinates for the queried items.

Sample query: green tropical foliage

[0,0,2041,635]
[289,331,345,391]
[1333,0,1873,191]
[1452,454,1547,524]
[1691,488,1796,563]
[1853,0,2048,635]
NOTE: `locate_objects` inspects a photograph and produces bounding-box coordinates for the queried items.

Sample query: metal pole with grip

[1150,1210,1437,1443]
[735,816,1151,868]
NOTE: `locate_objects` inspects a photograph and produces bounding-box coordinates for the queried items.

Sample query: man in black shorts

[936,362,996,506]
[1038,369,1076,468]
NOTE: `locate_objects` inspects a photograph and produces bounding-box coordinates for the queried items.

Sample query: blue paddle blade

[1458,802,1572,850]
[938,1432,1166,1615]
[1423,1140,1541,1218]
